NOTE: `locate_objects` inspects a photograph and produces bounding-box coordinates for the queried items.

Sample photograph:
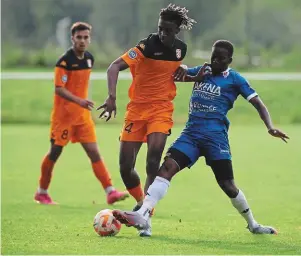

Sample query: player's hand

[173,65,188,81]
[97,96,117,121]
[193,62,211,82]
[268,128,290,143]
[78,99,94,110]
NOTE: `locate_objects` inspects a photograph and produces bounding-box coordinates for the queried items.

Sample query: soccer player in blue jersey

[112,40,289,235]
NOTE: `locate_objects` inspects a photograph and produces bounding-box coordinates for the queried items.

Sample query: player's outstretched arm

[174,63,211,82]
[55,86,94,110]
[173,65,188,81]
[249,96,289,143]
[97,57,129,121]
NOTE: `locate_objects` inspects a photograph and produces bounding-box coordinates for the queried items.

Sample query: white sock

[38,188,48,194]
[105,186,115,195]
[137,176,170,218]
[231,189,258,228]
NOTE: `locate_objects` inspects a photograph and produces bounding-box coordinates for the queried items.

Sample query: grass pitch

[1,124,301,254]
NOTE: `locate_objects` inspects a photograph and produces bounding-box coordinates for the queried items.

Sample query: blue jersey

[186,66,258,131]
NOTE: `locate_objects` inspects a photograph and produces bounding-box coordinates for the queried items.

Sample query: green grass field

[2,77,301,254]
[2,124,301,255]
[2,79,301,125]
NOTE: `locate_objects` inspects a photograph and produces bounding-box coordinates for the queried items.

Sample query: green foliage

[1,0,301,70]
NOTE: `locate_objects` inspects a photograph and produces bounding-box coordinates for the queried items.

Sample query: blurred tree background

[1,0,301,70]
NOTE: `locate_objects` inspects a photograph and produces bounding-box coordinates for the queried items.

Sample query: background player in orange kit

[98,4,196,236]
[34,22,128,205]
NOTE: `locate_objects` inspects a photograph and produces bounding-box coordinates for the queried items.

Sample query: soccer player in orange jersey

[98,4,196,236]
[34,22,129,205]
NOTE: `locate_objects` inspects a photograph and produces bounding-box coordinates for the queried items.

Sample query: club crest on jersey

[128,49,137,59]
[176,49,181,59]
[61,75,68,83]
[87,59,92,68]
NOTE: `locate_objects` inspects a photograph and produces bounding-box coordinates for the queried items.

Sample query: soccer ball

[93,209,121,236]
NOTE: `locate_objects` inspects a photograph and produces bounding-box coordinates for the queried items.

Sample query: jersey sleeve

[236,73,258,101]
[187,65,202,76]
[121,39,146,67]
[54,57,69,87]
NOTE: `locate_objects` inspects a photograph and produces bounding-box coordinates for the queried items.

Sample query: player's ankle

[37,188,48,194]
[105,186,115,195]
[248,221,259,229]
[134,199,143,206]
[137,203,152,218]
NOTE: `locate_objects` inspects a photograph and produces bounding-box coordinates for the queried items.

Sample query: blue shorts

[169,130,231,167]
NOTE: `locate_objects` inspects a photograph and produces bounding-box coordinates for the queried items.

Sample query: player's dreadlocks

[160,3,196,30]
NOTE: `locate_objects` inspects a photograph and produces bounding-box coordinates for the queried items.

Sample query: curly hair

[160,3,196,30]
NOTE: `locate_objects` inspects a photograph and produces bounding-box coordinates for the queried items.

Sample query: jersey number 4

[124,123,133,133]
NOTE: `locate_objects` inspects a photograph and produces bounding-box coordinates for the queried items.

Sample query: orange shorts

[50,118,97,146]
[120,101,174,142]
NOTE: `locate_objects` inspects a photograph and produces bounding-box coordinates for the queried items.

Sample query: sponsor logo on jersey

[189,102,217,113]
[193,82,221,96]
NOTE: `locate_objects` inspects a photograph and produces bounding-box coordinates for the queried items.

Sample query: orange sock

[128,184,144,203]
[92,160,113,190]
[39,154,55,190]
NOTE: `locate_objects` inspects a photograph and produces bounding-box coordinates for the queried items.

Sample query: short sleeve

[236,73,258,101]
[187,65,202,76]
[54,59,68,87]
[121,47,145,67]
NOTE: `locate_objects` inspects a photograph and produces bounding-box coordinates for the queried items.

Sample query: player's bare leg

[119,141,144,204]
[81,142,129,204]
[211,160,277,235]
[35,142,62,205]
[135,132,167,236]
[145,132,168,194]
[113,157,180,230]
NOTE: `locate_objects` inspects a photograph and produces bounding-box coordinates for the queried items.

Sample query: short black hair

[71,22,92,36]
[213,40,234,57]
[160,3,196,30]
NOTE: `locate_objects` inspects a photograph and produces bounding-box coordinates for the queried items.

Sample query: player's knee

[120,168,140,188]
[217,179,239,198]
[119,158,134,175]
[49,145,63,162]
[146,153,161,176]
[87,149,101,163]
[158,158,179,181]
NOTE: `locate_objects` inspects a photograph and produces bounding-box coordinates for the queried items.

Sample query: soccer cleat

[34,192,57,205]
[132,204,153,236]
[106,190,129,205]
[112,210,150,230]
[138,217,152,237]
[133,204,155,217]
[247,224,278,235]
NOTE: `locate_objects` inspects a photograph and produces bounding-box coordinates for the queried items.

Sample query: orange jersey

[52,49,94,124]
[121,33,187,103]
